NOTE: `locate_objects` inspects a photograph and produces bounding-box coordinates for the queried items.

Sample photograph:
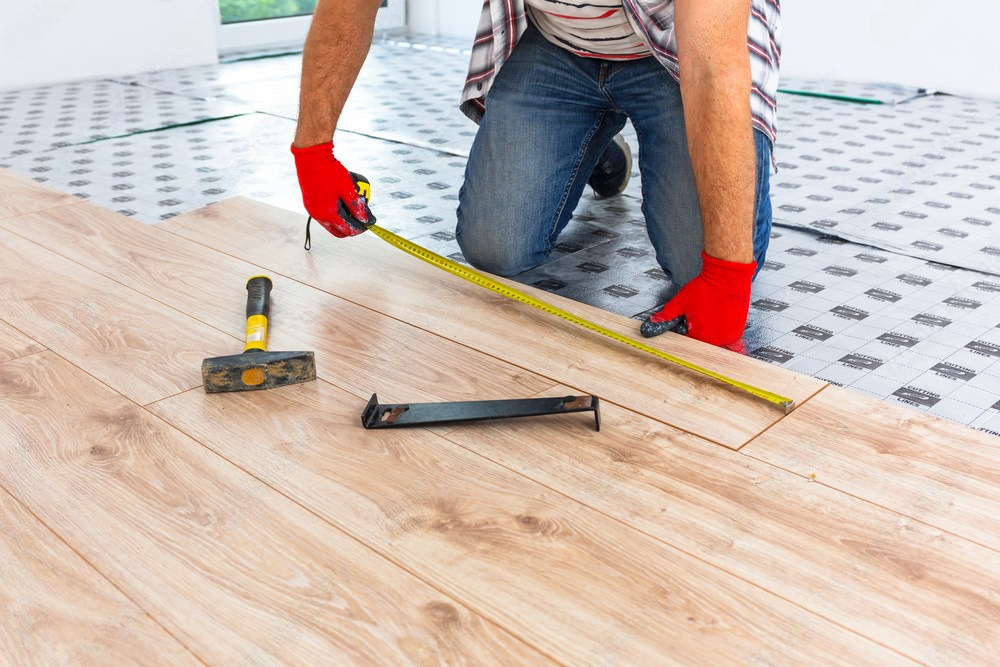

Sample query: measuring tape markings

[366,224,795,412]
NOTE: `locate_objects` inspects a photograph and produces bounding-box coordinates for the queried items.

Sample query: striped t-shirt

[525,0,650,59]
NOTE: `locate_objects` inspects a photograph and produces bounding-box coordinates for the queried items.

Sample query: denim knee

[456,189,539,277]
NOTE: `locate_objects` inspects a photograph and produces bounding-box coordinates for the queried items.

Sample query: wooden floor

[2,168,999,665]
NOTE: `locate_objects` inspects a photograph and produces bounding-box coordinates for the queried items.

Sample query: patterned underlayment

[0,34,997,434]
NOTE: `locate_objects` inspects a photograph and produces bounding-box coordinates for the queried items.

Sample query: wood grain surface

[0,202,554,404]
[150,378,909,665]
[0,319,43,364]
[0,351,549,666]
[0,228,236,404]
[743,385,1000,552]
[4,183,992,664]
[0,170,77,220]
[0,484,198,666]
[441,384,1000,663]
[161,197,825,448]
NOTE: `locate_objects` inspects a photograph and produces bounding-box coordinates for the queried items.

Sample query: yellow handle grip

[245,314,268,352]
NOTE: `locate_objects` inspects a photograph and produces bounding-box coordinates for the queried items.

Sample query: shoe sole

[592,134,633,200]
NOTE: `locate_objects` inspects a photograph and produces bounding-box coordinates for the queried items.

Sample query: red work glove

[640,251,756,347]
[291,141,374,238]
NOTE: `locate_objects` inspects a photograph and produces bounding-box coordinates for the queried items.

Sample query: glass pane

[219,0,319,24]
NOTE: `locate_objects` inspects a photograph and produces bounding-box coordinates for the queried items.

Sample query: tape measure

[365,223,794,412]
[322,174,795,411]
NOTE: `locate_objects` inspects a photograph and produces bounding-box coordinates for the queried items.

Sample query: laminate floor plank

[0,170,77,220]
[161,197,826,448]
[743,385,1000,552]
[0,202,555,404]
[0,228,237,405]
[0,352,551,666]
[150,379,909,665]
[0,319,43,364]
[0,481,198,666]
[440,384,1000,663]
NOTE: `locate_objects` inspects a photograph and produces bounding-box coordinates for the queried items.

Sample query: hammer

[201,276,316,393]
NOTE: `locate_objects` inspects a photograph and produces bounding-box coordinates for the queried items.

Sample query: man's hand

[641,252,755,346]
[291,141,374,237]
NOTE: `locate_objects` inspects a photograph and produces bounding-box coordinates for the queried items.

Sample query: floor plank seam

[0,220,247,346]
[141,388,564,665]
[0,349,47,367]
[0,199,85,223]
[734,381,833,450]
[0,315,48,354]
[740,449,1000,556]
[142,384,207,407]
[432,428,921,664]
[0,475,208,666]
[0,344,48,367]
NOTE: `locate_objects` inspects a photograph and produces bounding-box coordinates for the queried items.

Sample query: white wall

[0,0,219,91]
[781,1,1000,99]
[407,0,478,41]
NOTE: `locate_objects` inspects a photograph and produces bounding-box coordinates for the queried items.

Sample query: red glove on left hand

[291,141,374,238]
[641,251,756,347]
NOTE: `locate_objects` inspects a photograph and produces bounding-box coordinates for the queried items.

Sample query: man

[291,0,781,348]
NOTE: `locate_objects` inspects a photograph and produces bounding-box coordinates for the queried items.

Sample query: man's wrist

[293,116,335,149]
[700,250,756,273]
[703,242,754,265]
[292,131,333,150]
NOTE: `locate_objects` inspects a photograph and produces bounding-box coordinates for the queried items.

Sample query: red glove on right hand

[291,141,374,238]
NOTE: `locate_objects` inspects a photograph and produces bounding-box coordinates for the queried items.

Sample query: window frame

[217,1,405,55]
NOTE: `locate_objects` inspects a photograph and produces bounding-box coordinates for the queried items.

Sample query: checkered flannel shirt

[460,0,782,144]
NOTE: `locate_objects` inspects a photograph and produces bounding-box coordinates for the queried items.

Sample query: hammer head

[201,349,316,393]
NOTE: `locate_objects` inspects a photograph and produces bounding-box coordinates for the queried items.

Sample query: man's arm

[291,0,383,238]
[640,0,758,346]
[294,0,384,147]
[675,0,755,264]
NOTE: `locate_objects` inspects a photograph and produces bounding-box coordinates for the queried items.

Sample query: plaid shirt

[460,0,782,144]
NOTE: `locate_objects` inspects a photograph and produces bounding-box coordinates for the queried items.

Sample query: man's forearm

[681,72,756,264]
[293,0,383,148]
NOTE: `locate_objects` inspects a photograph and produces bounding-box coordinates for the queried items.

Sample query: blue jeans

[456,23,773,285]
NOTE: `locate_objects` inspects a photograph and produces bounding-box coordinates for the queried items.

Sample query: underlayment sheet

[112,56,307,94]
[113,43,478,157]
[0,80,252,160]
[777,77,926,104]
[772,92,1000,275]
[0,113,302,221]
[746,226,1000,433]
[918,94,1000,122]
[1,39,998,435]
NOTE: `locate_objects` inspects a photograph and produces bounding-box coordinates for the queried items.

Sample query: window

[217,0,404,55]
[220,0,319,25]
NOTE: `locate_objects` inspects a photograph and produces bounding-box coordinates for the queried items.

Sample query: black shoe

[588,134,632,199]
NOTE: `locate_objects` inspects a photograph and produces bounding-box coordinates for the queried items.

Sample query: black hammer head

[201,349,316,393]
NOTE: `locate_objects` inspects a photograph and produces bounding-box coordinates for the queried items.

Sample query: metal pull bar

[361,394,601,431]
